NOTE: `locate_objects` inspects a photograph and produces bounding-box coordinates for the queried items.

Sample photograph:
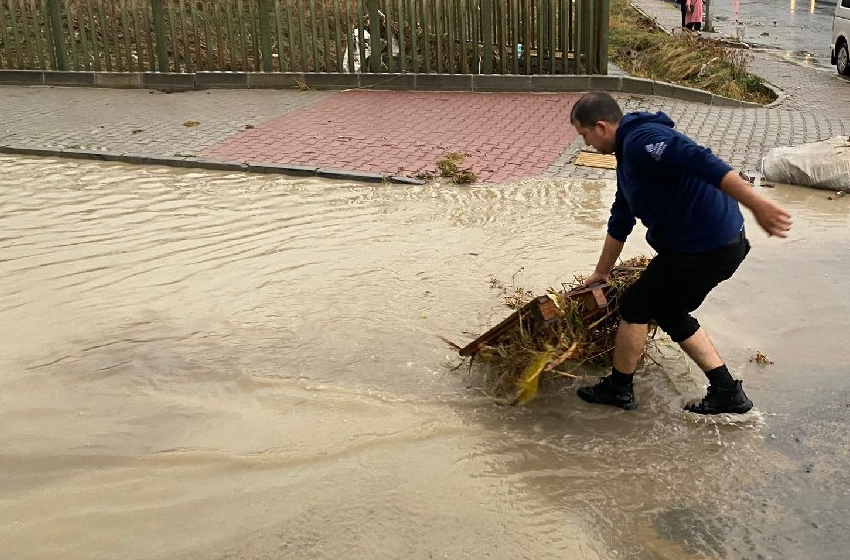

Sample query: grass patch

[436,152,477,184]
[609,0,776,104]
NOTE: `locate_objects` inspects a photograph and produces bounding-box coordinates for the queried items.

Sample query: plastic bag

[761,136,850,191]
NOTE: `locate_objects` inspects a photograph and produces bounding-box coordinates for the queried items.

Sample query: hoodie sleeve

[625,125,733,188]
[607,186,636,242]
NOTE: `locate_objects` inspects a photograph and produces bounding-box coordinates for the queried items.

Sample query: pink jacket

[686,0,704,25]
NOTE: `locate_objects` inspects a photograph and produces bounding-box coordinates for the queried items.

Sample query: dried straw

[465,255,655,405]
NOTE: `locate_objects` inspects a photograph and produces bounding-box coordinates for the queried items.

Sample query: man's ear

[594,121,608,135]
[595,120,614,137]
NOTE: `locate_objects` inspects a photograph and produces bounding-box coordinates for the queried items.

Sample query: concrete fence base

[0,70,764,108]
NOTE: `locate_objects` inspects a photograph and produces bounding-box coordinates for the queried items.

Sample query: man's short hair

[570,92,624,127]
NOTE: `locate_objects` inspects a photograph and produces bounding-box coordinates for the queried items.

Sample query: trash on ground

[341,13,400,73]
[761,136,850,192]
[750,351,774,365]
[448,256,653,405]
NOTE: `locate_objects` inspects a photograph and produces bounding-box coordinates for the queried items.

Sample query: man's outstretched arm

[718,170,792,238]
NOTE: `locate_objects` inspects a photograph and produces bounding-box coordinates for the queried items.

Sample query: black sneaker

[577,375,637,410]
[685,380,753,415]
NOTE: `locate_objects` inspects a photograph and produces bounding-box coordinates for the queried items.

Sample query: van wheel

[839,42,850,76]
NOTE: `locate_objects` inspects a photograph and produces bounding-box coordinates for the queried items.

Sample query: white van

[832,0,850,75]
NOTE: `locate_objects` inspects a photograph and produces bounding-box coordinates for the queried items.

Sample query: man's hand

[719,170,792,238]
[751,198,792,238]
[583,271,610,287]
[583,235,625,287]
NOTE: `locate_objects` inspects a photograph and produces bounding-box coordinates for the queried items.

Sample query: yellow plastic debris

[515,351,553,405]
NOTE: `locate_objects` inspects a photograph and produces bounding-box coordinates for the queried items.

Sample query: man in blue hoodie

[569,92,792,414]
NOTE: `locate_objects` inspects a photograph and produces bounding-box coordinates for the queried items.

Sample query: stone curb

[0,144,427,186]
[761,80,787,109]
[0,69,764,107]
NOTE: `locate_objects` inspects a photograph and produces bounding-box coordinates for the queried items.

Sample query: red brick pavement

[203,90,580,183]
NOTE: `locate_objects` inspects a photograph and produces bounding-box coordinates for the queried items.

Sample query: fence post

[257,0,272,71]
[595,0,609,74]
[151,0,169,71]
[46,0,68,70]
[481,0,492,74]
[366,0,381,72]
[583,0,595,73]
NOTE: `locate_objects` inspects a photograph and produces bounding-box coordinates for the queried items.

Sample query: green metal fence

[0,0,608,75]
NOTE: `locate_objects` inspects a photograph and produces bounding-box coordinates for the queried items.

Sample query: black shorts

[619,230,751,342]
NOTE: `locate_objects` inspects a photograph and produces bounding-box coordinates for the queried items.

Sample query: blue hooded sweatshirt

[609,111,744,253]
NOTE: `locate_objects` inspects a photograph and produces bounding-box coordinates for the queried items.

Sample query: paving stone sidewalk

[204,90,580,183]
[0,0,847,184]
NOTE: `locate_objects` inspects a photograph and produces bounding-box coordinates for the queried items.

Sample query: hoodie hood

[615,112,675,157]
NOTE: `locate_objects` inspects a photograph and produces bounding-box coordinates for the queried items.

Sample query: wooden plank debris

[574,150,617,169]
[458,283,608,357]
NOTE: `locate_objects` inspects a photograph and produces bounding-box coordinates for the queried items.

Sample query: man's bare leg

[678,327,723,371]
[612,319,649,375]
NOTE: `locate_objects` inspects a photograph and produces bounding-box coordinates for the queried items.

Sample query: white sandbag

[761,136,850,191]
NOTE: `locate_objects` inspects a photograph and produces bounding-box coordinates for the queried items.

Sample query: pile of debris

[455,256,653,405]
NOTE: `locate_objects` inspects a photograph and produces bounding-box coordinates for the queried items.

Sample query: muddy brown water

[1,155,848,560]
[710,0,838,69]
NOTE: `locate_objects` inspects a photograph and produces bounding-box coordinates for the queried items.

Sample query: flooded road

[1,155,849,559]
[709,0,839,69]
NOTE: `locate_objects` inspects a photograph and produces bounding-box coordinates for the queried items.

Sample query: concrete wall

[0,70,765,108]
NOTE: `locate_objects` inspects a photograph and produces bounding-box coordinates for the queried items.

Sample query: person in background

[685,0,704,32]
[568,92,792,414]
[679,0,689,28]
